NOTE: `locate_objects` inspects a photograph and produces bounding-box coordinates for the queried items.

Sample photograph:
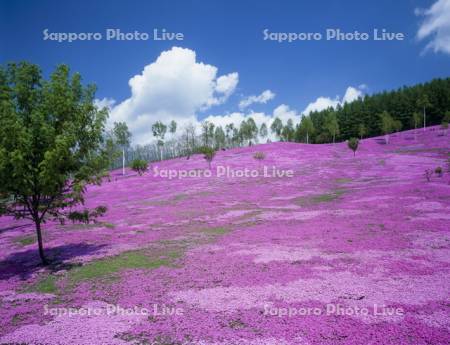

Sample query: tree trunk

[122,148,125,175]
[35,220,48,265]
[306,132,309,144]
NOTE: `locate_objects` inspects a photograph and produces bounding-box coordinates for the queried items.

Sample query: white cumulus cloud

[94,97,116,111]
[108,47,238,144]
[342,86,363,104]
[204,72,239,108]
[239,90,276,109]
[416,0,450,55]
[302,86,364,115]
[103,46,366,145]
[303,96,340,115]
[273,104,300,124]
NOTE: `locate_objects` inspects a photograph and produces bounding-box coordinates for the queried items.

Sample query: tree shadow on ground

[0,223,30,235]
[0,243,107,281]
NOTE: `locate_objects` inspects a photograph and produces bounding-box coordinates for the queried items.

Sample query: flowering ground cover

[0,127,449,345]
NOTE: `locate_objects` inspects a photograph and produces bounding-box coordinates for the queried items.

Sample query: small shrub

[425,169,433,182]
[131,159,148,176]
[253,152,266,160]
[347,138,359,156]
[435,167,443,177]
[67,210,90,224]
[198,146,216,169]
[67,206,107,224]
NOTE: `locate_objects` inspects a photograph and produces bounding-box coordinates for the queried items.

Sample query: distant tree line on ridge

[301,77,450,144]
[108,77,450,169]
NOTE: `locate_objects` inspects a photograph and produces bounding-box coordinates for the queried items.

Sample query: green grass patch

[198,226,230,235]
[196,191,212,197]
[393,148,448,155]
[68,249,186,286]
[24,246,186,294]
[294,189,346,206]
[237,210,262,220]
[173,193,189,201]
[335,178,352,184]
[67,250,172,285]
[14,235,35,246]
[63,222,115,231]
[148,193,190,206]
[26,275,58,294]
[200,226,229,235]
[312,193,340,202]
[166,250,183,259]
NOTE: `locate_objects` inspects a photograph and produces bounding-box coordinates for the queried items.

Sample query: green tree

[183,123,196,158]
[113,122,131,175]
[259,123,268,141]
[303,78,450,142]
[417,93,431,131]
[200,146,216,169]
[103,130,120,168]
[270,117,283,140]
[443,111,450,123]
[152,121,167,160]
[441,111,450,136]
[130,159,148,176]
[348,137,359,156]
[214,126,226,149]
[325,112,340,144]
[225,123,234,147]
[358,124,367,140]
[393,119,403,133]
[201,121,215,147]
[441,121,448,135]
[296,116,315,143]
[232,127,242,147]
[241,117,258,145]
[169,120,177,136]
[0,62,109,264]
[411,112,421,131]
[281,119,295,142]
[380,111,394,144]
[169,120,177,156]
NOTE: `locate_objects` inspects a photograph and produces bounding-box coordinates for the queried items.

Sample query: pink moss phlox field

[0,127,449,344]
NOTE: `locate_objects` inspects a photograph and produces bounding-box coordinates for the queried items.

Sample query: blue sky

[1,0,449,144]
